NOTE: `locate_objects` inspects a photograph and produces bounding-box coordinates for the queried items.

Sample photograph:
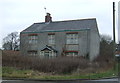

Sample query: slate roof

[21,18,98,33]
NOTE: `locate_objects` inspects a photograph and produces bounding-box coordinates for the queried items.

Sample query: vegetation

[99,35,115,59]
[2,67,33,78]
[2,54,90,74]
[2,53,116,79]
[2,66,117,80]
[0,67,2,78]
[2,32,19,51]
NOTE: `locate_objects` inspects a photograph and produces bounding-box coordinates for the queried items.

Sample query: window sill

[65,44,79,45]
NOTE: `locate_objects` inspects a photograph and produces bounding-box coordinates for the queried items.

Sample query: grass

[2,66,118,80]
[2,67,34,78]
[33,70,117,80]
[0,67,2,79]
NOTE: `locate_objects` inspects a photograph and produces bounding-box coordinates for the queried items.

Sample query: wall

[20,33,28,56]
[78,30,90,56]
[89,26,100,61]
[20,30,90,57]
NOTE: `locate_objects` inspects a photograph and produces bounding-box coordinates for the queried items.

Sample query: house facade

[20,13,100,60]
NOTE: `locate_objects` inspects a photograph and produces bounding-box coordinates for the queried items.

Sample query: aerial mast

[44,7,47,14]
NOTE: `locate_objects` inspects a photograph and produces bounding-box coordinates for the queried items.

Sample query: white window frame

[28,35,38,44]
[66,33,78,44]
[48,34,55,45]
[66,52,78,56]
[40,51,56,57]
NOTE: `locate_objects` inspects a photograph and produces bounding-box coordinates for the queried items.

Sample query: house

[20,13,100,60]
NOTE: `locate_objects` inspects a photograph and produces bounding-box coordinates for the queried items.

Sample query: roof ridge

[34,18,96,24]
[53,18,96,23]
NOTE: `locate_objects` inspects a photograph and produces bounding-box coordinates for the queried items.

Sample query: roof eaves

[21,28,90,34]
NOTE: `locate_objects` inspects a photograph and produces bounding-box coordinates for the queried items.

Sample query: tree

[100,34,115,57]
[2,32,20,51]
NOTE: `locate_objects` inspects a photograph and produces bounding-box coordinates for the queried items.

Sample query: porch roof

[41,45,57,53]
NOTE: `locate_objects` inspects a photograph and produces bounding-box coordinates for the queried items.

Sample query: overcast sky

[0,0,119,48]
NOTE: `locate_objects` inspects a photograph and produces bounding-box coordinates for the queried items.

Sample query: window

[48,34,55,45]
[28,50,37,56]
[40,51,44,56]
[28,34,38,44]
[66,33,78,44]
[40,51,56,57]
[66,52,78,56]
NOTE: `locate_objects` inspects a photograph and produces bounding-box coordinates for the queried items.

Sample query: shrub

[2,53,91,74]
[2,51,114,74]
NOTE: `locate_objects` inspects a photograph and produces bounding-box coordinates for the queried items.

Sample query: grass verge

[2,66,118,80]
[2,67,33,78]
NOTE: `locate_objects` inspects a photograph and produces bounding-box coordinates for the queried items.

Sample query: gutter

[21,29,90,34]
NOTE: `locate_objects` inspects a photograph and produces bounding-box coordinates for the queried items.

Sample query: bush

[2,53,92,74]
[2,51,114,74]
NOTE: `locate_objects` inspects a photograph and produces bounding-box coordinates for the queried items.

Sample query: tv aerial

[44,7,47,14]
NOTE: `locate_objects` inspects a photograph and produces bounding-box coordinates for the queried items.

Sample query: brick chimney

[45,13,52,22]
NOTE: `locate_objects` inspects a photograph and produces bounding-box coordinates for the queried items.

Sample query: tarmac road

[1,78,119,83]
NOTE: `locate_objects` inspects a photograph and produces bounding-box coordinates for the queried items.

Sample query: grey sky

[0,0,119,48]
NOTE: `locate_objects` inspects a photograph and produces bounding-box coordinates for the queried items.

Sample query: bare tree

[100,34,115,57]
[2,32,20,51]
[100,34,112,44]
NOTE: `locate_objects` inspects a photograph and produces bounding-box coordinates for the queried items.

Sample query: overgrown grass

[2,54,92,74]
[2,67,33,78]
[114,62,120,76]
[0,67,2,78]
[2,66,117,80]
[2,50,116,79]
[38,69,117,80]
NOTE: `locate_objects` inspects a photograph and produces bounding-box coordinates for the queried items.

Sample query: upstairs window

[28,34,38,44]
[48,33,55,45]
[66,32,78,44]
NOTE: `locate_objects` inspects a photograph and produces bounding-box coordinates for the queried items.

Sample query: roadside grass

[0,67,2,78]
[32,69,117,80]
[2,66,118,80]
[2,67,33,78]
[114,62,120,76]
[2,52,118,80]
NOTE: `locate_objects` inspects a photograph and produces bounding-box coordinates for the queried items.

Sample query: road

[1,78,119,83]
